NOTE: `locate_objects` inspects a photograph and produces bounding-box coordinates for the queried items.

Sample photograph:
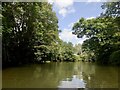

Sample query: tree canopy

[72,1,120,65]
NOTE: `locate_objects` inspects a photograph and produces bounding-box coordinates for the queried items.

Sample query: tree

[33,3,59,63]
[2,2,60,67]
[72,17,119,64]
[101,1,120,17]
[2,2,38,67]
[72,1,120,65]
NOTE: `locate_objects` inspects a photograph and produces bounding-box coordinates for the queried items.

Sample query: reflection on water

[58,75,86,88]
[2,62,119,88]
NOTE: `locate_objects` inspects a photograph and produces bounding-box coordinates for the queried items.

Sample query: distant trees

[72,1,120,65]
[59,41,76,62]
[74,44,82,55]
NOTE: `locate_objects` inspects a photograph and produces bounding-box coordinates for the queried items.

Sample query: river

[2,62,119,88]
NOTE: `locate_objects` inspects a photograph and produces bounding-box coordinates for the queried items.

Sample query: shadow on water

[2,62,119,88]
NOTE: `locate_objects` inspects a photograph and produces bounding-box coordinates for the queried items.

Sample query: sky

[49,0,104,45]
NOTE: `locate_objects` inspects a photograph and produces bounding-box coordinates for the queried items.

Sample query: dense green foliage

[2,2,120,68]
[109,50,120,65]
[2,2,37,67]
[72,2,120,65]
[2,2,77,68]
[101,1,120,17]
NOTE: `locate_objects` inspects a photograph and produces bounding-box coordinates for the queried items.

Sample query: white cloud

[48,0,112,3]
[59,7,75,17]
[48,0,54,4]
[86,16,95,20]
[68,22,74,29]
[53,0,75,17]
[68,19,79,29]
[54,0,74,8]
[87,0,101,2]
[69,7,75,13]
[88,0,115,2]
[59,29,86,45]
[59,8,67,17]
[59,20,88,45]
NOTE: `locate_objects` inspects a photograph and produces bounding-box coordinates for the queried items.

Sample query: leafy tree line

[72,1,120,65]
[2,2,77,68]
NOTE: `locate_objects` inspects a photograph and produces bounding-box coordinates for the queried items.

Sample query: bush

[109,50,120,65]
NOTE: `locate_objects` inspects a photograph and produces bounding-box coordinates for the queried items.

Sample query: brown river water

[2,62,120,88]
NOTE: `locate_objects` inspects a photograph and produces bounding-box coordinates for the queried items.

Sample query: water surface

[2,62,119,88]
